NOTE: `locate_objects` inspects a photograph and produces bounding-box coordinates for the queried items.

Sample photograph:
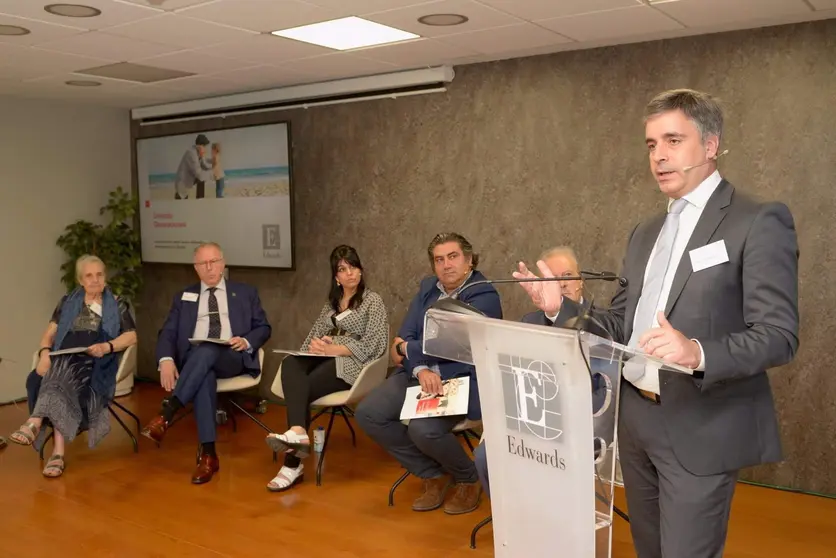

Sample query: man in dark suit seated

[141,242,271,484]
[356,232,502,516]
[473,245,595,498]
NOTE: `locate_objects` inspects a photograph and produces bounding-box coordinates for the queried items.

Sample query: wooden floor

[1,383,834,558]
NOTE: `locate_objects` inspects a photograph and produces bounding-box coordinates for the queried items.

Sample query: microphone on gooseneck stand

[430,271,628,316]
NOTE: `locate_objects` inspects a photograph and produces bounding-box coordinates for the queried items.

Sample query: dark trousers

[474,441,490,498]
[619,384,738,558]
[26,370,42,414]
[173,343,246,444]
[355,370,477,483]
[280,355,350,467]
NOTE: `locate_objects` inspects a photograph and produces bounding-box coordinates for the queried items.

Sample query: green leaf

[56,186,143,303]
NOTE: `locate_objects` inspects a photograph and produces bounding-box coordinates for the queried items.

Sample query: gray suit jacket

[558,179,799,475]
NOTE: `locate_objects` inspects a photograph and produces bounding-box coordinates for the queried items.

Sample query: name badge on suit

[689,239,729,272]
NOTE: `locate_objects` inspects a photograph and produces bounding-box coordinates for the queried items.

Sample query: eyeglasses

[194,258,223,269]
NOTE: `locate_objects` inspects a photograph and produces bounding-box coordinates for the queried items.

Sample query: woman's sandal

[43,454,65,478]
[9,421,40,446]
[267,465,304,492]
[265,431,311,458]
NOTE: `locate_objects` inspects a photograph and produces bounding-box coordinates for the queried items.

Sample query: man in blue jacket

[140,242,271,484]
[356,232,502,516]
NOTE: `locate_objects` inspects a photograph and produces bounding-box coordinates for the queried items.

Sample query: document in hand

[188,338,231,345]
[400,377,469,420]
[272,349,335,358]
[49,346,89,356]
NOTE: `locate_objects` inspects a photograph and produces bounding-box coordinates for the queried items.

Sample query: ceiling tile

[195,33,333,65]
[441,22,572,55]
[476,0,641,21]
[101,13,257,49]
[653,0,815,28]
[116,0,216,9]
[157,75,238,93]
[181,0,343,33]
[356,37,479,67]
[0,43,110,79]
[537,5,683,42]
[204,64,311,89]
[0,0,159,29]
[276,52,401,82]
[152,74,248,96]
[24,72,141,91]
[364,0,523,37]
[308,0,445,16]
[808,0,836,9]
[136,50,256,74]
[0,13,84,45]
[36,32,181,62]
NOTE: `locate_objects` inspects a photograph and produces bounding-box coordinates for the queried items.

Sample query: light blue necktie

[623,198,688,382]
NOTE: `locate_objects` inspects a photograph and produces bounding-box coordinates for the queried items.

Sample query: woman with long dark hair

[265,245,389,491]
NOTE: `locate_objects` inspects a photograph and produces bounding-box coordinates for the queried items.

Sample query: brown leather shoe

[444,481,482,515]
[140,415,169,444]
[412,476,452,511]
[191,453,219,484]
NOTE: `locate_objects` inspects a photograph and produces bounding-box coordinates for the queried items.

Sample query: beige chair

[388,418,482,506]
[30,345,140,459]
[215,348,270,433]
[270,352,390,485]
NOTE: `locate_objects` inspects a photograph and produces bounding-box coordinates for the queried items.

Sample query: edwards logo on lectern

[499,353,563,440]
[499,353,566,470]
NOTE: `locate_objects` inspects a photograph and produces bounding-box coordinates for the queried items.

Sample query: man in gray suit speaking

[514,89,799,558]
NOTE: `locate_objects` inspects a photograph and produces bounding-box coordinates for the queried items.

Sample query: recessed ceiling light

[0,24,31,36]
[66,79,101,87]
[45,3,102,17]
[271,16,419,51]
[417,14,469,26]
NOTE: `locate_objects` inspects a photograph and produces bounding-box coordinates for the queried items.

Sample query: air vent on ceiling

[76,62,195,83]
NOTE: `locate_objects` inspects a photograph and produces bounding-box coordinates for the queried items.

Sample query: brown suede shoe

[412,476,452,511]
[443,481,482,515]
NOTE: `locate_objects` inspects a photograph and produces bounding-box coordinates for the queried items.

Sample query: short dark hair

[644,88,724,144]
[427,232,479,268]
[328,245,366,312]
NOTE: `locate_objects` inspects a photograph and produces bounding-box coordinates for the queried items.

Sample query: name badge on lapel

[335,309,353,321]
[689,240,729,272]
[182,292,199,302]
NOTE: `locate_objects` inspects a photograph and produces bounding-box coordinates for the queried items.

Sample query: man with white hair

[141,242,271,484]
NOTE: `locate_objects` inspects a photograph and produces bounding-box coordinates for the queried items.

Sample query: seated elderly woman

[265,245,389,492]
[8,255,137,477]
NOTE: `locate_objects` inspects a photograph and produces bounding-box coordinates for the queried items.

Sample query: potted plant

[56,186,142,395]
[56,186,142,301]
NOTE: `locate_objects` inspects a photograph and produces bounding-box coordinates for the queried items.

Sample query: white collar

[201,278,226,293]
[668,170,722,211]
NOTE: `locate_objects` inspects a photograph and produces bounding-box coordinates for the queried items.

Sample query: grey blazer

[557,179,800,476]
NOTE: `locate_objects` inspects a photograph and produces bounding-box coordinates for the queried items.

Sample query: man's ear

[705,134,720,160]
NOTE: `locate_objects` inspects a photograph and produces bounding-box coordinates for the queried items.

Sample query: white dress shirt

[193,278,232,340]
[158,278,250,368]
[630,171,721,393]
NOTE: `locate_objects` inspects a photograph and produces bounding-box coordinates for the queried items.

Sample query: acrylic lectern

[422,307,693,557]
